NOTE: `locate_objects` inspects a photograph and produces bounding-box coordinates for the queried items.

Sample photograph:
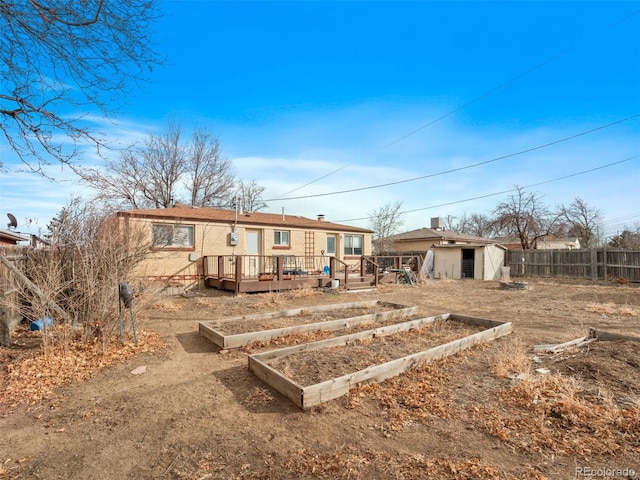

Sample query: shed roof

[118,206,372,233]
[433,243,507,250]
[389,227,495,244]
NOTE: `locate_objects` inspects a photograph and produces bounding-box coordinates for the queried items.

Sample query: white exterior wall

[482,245,506,280]
[433,249,461,279]
[432,245,505,280]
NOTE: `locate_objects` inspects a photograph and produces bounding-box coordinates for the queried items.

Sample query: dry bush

[490,338,533,378]
[9,199,153,351]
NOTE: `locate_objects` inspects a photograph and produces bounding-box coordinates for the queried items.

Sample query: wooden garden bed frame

[199,300,418,349]
[248,313,512,409]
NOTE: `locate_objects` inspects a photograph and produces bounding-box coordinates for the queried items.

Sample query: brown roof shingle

[118,206,372,233]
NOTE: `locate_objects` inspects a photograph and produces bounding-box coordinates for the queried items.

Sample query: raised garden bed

[199,300,417,349]
[249,313,512,409]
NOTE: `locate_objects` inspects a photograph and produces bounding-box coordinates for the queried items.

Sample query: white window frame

[152,223,195,249]
[344,234,363,256]
[326,235,336,255]
[274,230,290,246]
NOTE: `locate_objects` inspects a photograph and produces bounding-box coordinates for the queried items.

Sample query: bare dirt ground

[1,278,639,480]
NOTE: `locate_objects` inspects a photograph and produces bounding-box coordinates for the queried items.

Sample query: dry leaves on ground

[1,327,164,408]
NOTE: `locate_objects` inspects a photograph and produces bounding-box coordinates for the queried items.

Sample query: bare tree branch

[187,128,236,207]
[559,197,603,248]
[493,186,563,249]
[78,123,240,209]
[0,0,162,172]
[368,201,404,254]
[237,179,268,212]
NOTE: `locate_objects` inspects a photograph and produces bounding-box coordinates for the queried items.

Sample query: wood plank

[448,313,507,328]
[219,305,418,349]
[250,313,451,362]
[199,301,414,349]
[248,315,512,409]
[301,321,512,408]
[248,356,304,408]
[533,335,595,353]
[589,329,640,342]
[198,323,225,347]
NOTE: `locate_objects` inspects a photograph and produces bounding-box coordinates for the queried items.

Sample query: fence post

[235,256,242,294]
[217,255,225,278]
[590,248,598,281]
[276,256,284,280]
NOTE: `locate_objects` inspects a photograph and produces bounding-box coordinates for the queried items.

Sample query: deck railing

[203,254,359,282]
[362,255,422,275]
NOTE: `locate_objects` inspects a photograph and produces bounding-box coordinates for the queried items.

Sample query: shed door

[461,249,475,279]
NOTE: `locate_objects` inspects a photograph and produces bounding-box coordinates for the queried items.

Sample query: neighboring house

[0,228,29,246]
[384,220,507,280]
[117,206,373,286]
[536,237,581,250]
[493,236,581,250]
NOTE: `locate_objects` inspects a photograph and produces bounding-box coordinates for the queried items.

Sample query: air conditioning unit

[229,231,239,246]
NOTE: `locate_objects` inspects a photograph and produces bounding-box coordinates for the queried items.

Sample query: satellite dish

[7,213,17,230]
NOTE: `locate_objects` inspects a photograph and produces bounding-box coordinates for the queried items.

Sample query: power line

[271,8,640,200]
[265,114,638,202]
[333,156,639,223]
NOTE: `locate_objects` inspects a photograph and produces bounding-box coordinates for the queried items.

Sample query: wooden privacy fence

[505,249,640,283]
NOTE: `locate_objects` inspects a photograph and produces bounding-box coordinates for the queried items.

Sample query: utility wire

[264,114,639,202]
[271,9,640,200]
[334,156,639,223]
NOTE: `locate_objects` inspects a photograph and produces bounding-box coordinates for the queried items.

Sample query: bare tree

[79,123,237,209]
[447,212,497,238]
[0,1,161,173]
[236,179,268,212]
[560,197,603,248]
[608,224,640,249]
[368,201,404,254]
[493,186,563,249]
[187,128,236,207]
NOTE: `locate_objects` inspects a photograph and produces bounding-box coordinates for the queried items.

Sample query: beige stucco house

[117,206,372,287]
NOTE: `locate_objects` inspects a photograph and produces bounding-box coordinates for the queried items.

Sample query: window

[344,234,363,256]
[326,236,336,255]
[152,224,194,249]
[274,230,290,246]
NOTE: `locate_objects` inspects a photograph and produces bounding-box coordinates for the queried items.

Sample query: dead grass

[490,338,533,378]
[239,445,541,480]
[585,302,639,317]
[473,372,640,456]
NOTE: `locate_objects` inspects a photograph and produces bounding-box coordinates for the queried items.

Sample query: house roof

[389,227,495,244]
[0,228,29,245]
[433,243,507,250]
[118,206,372,233]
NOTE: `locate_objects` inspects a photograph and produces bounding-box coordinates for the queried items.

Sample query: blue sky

[1,0,639,240]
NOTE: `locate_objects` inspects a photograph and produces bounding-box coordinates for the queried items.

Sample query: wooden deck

[203,254,422,294]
